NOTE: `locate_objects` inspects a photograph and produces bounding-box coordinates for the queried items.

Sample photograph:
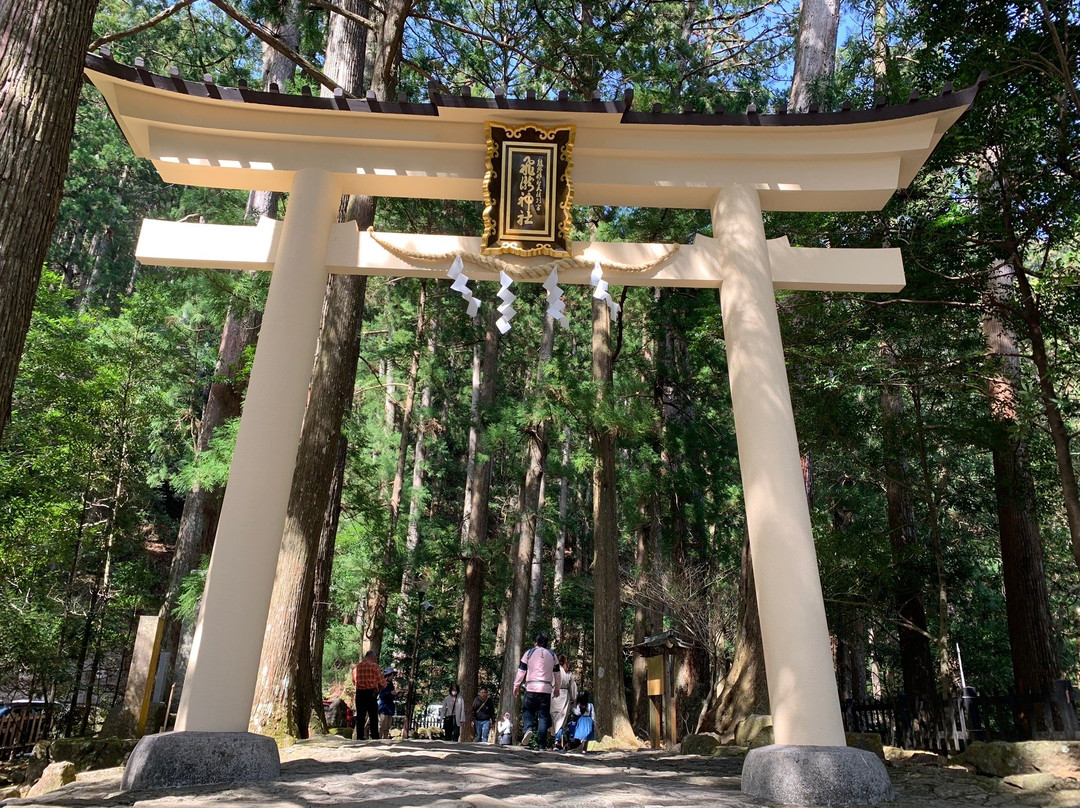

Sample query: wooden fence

[0,711,50,760]
[842,679,1080,754]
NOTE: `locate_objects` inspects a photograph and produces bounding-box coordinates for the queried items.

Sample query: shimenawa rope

[364,226,678,281]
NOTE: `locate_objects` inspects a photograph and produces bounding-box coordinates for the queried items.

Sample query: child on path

[497,712,513,746]
[571,692,595,754]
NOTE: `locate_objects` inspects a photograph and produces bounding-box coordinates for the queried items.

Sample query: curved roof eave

[84,50,985,212]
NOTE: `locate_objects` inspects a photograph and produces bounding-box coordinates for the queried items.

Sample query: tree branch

[1034,0,1080,115]
[203,0,357,97]
[400,57,440,89]
[416,13,579,92]
[302,0,378,32]
[90,0,199,50]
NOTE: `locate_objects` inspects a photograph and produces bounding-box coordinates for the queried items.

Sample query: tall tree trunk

[992,151,1080,572]
[1007,251,1080,573]
[78,165,128,309]
[528,475,546,628]
[982,261,1061,702]
[249,0,376,735]
[590,297,633,742]
[0,0,100,441]
[365,282,424,658]
[788,0,840,112]
[370,0,412,99]
[458,308,500,735]
[696,531,769,739]
[910,387,957,695]
[631,496,663,736]
[872,0,889,95]
[460,340,482,539]
[552,428,571,645]
[399,306,437,609]
[311,435,348,708]
[879,346,936,699]
[499,315,555,721]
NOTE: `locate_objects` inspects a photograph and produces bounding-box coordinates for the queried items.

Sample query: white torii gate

[86,50,981,801]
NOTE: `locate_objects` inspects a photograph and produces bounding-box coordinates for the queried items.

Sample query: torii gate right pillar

[713,184,845,746]
[714,184,893,803]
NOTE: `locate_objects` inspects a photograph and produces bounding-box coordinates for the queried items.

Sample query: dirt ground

[3,736,1080,808]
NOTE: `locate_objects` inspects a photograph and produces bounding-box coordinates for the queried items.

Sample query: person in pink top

[513,632,561,750]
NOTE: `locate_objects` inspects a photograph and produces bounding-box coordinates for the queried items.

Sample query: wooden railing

[842,679,1080,754]
[0,712,50,760]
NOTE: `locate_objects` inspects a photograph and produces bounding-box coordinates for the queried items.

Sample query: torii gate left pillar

[121,168,341,789]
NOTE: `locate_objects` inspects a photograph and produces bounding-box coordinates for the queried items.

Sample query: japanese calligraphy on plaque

[482,122,575,257]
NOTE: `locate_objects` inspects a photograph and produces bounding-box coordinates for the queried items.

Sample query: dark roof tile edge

[86,52,987,127]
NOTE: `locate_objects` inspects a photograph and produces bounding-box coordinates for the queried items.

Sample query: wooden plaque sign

[482,122,575,257]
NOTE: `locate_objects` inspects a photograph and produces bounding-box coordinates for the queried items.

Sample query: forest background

[0,0,1078,745]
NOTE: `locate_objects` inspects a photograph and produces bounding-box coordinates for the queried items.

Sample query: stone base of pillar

[741,744,894,805]
[120,731,280,791]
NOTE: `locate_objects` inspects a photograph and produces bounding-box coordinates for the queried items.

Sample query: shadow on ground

[5,738,1080,808]
[3,739,749,808]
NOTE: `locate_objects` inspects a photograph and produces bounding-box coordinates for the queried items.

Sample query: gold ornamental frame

[482,121,575,257]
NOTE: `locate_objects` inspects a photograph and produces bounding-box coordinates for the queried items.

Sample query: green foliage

[175,557,210,623]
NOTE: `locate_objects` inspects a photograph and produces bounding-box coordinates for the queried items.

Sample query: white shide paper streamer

[543,268,569,327]
[496,271,517,333]
[590,261,621,319]
[448,255,480,317]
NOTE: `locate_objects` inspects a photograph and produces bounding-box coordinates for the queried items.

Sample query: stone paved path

[3,737,1079,808]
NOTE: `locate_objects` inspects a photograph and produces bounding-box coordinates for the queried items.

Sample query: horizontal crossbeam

[136,219,904,292]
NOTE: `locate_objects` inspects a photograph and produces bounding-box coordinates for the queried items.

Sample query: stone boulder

[711,745,748,757]
[26,761,76,797]
[585,734,642,753]
[951,740,1080,779]
[680,733,722,756]
[747,725,774,749]
[34,736,138,773]
[1,785,21,799]
[1003,773,1063,792]
[885,746,944,766]
[734,714,773,748]
[323,698,350,729]
[846,731,886,760]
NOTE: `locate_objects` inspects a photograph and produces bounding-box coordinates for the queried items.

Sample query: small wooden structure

[632,630,692,749]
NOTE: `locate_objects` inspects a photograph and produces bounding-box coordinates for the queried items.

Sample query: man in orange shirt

[352,650,387,740]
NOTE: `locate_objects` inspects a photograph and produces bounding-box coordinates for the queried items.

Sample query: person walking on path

[513,632,560,750]
[377,669,398,739]
[571,692,596,755]
[352,650,386,740]
[442,683,466,741]
[471,686,495,743]
[550,654,578,750]
[497,711,513,745]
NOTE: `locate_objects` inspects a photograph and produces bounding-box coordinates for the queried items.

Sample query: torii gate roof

[85,52,983,213]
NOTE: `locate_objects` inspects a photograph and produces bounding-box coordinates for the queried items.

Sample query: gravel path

[3,737,1079,808]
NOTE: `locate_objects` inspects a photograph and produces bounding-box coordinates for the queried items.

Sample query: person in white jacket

[550,654,578,750]
[441,683,466,741]
[497,712,513,745]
